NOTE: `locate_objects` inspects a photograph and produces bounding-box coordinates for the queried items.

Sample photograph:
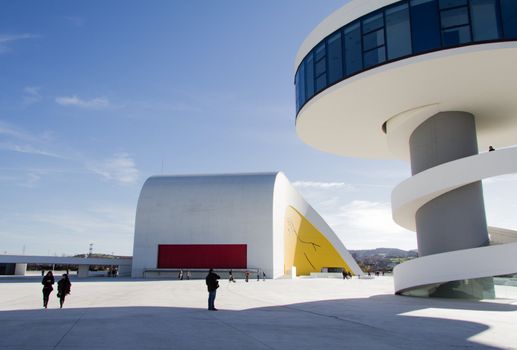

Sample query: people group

[41,271,72,309]
[41,267,268,312]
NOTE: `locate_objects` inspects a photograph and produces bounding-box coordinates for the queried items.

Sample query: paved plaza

[0,276,516,349]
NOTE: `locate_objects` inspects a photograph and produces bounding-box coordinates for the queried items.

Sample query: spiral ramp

[392,147,517,296]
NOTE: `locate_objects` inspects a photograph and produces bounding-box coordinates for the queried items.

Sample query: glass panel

[470,0,500,41]
[298,63,305,107]
[363,29,384,51]
[363,13,384,33]
[327,32,343,84]
[305,53,315,99]
[439,0,467,9]
[295,69,300,112]
[441,7,469,28]
[501,0,517,39]
[344,22,363,75]
[363,47,386,68]
[442,25,471,46]
[410,0,441,53]
[315,43,326,62]
[386,3,412,60]
[316,74,327,92]
[315,58,326,77]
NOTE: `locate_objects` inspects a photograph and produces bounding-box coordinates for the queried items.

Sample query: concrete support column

[408,111,493,299]
[409,112,489,257]
[14,263,27,276]
[77,265,89,278]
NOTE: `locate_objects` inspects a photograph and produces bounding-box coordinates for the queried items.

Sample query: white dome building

[132,172,361,279]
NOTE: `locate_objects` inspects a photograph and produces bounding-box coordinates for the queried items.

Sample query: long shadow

[0,295,515,349]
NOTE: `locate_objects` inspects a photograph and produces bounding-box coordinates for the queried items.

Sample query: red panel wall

[157,244,247,269]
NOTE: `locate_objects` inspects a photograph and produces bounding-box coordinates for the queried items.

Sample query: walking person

[186,270,191,280]
[57,273,72,309]
[262,271,266,281]
[228,269,235,283]
[178,269,184,280]
[205,268,220,311]
[245,271,249,282]
[41,271,55,309]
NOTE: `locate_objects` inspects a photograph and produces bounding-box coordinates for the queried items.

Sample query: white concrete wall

[132,173,276,278]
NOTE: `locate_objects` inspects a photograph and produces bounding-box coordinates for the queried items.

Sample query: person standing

[41,271,55,309]
[57,274,72,309]
[245,271,249,282]
[205,268,220,311]
[228,269,235,283]
[262,271,266,281]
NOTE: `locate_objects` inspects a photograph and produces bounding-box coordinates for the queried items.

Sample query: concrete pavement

[0,276,516,349]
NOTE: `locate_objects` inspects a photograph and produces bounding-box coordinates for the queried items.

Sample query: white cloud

[22,86,42,105]
[88,153,139,185]
[55,95,110,109]
[293,181,355,190]
[0,142,63,158]
[0,33,39,54]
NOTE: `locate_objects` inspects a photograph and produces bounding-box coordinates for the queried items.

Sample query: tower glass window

[305,52,315,100]
[295,0,517,114]
[344,22,363,76]
[410,0,442,54]
[327,32,343,84]
[470,0,500,41]
[386,3,412,60]
[501,0,517,39]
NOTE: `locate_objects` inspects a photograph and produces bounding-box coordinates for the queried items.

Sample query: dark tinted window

[439,0,467,9]
[314,43,326,92]
[386,3,412,59]
[297,63,305,108]
[410,0,441,53]
[305,53,315,99]
[364,47,386,68]
[363,29,385,50]
[344,22,363,75]
[501,0,517,39]
[327,32,343,84]
[363,13,384,33]
[442,26,471,46]
[470,0,500,41]
[441,7,469,27]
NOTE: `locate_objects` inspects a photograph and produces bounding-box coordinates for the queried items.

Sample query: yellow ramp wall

[284,206,352,276]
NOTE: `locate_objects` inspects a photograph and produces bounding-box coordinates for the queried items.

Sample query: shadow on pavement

[0,294,514,350]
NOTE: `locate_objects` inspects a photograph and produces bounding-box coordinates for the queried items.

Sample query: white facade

[131,172,361,278]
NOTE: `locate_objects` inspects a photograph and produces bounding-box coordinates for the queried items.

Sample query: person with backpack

[205,268,220,311]
[57,273,72,309]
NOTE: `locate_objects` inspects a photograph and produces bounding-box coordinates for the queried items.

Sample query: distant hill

[350,248,418,259]
[350,248,418,272]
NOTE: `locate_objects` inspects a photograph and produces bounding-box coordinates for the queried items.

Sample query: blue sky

[1,1,515,257]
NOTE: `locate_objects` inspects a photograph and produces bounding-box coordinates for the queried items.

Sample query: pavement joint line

[52,308,89,349]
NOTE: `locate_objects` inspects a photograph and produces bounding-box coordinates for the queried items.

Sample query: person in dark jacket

[41,271,55,309]
[205,268,220,311]
[57,273,72,309]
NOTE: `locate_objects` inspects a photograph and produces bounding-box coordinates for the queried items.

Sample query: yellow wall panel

[284,206,352,276]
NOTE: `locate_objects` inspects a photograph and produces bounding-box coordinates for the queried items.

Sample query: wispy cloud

[22,86,42,106]
[0,142,63,158]
[64,16,85,27]
[87,153,139,185]
[55,95,111,109]
[293,181,355,190]
[0,33,40,54]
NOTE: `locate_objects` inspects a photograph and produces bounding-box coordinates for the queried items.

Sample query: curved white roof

[296,42,517,160]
